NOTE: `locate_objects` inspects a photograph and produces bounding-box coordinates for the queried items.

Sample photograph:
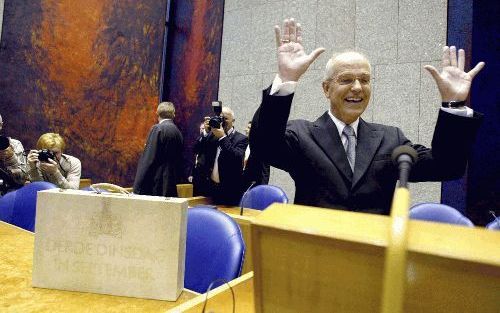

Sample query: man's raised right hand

[275,18,325,83]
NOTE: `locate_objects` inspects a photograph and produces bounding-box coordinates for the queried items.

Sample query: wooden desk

[185,196,211,207]
[169,271,254,312]
[79,178,92,189]
[0,222,199,313]
[176,184,193,198]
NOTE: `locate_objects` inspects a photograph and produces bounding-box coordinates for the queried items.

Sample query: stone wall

[219,0,447,205]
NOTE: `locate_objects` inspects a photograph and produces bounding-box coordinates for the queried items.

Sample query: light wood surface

[79,178,92,189]
[251,203,500,313]
[0,221,199,313]
[185,196,211,207]
[176,184,193,198]
[168,271,255,312]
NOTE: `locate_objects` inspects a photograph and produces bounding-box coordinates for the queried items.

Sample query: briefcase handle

[89,183,130,194]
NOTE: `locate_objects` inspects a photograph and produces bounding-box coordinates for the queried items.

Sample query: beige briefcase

[32,189,187,301]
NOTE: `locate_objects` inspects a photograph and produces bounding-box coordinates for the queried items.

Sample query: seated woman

[27,133,81,189]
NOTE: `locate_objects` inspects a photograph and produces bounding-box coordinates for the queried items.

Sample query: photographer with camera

[0,114,27,194]
[193,104,248,205]
[27,133,81,189]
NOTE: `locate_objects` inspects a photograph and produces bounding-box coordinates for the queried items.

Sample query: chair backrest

[486,219,500,231]
[0,190,18,224]
[184,207,245,293]
[409,203,474,227]
[239,184,288,211]
[11,182,57,231]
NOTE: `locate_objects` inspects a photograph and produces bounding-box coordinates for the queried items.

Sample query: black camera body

[208,116,224,129]
[38,149,55,162]
[208,101,225,129]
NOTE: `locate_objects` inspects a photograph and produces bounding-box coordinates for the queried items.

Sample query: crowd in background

[132,102,269,206]
[0,102,267,207]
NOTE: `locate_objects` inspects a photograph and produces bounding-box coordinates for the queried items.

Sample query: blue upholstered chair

[10,182,57,231]
[184,207,245,293]
[239,185,288,211]
[0,190,18,224]
[486,219,500,231]
[409,203,474,227]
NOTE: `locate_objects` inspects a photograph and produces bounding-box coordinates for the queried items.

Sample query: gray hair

[157,102,175,119]
[222,106,235,120]
[323,51,371,81]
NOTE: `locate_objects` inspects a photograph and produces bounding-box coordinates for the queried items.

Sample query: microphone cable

[489,211,500,228]
[201,278,235,313]
[240,181,256,215]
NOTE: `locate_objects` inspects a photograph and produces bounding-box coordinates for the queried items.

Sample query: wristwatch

[441,100,465,108]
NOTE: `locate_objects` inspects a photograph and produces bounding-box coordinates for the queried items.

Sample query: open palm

[275,19,325,82]
[425,46,485,102]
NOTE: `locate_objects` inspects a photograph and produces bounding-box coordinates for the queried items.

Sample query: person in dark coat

[193,107,248,205]
[133,102,184,197]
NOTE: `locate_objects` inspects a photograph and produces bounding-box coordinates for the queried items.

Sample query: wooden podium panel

[251,204,500,313]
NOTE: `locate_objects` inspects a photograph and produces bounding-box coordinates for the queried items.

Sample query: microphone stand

[240,181,256,216]
[380,146,417,313]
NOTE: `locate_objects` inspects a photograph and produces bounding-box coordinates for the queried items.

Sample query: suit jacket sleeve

[218,133,248,163]
[250,86,299,172]
[407,109,483,182]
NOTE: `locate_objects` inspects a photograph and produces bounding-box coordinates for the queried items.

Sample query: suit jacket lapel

[352,119,384,189]
[311,112,353,182]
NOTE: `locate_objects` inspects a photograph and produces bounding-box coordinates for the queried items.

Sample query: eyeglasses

[330,74,371,86]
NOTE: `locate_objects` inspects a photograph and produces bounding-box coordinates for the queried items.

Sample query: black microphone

[391,145,418,189]
[240,181,256,216]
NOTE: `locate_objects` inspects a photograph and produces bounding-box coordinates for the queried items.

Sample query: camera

[38,149,55,162]
[208,101,225,129]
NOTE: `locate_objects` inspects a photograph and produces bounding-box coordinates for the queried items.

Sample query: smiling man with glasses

[250,18,485,214]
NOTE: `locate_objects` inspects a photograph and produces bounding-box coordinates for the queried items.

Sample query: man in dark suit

[193,107,248,205]
[133,102,184,197]
[251,18,485,215]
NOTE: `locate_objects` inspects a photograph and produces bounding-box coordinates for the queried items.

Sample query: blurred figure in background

[133,101,184,197]
[0,114,27,194]
[242,121,270,191]
[190,120,207,195]
[27,133,81,189]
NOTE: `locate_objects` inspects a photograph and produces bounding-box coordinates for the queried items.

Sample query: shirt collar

[327,110,359,138]
[159,118,171,124]
[226,127,235,136]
